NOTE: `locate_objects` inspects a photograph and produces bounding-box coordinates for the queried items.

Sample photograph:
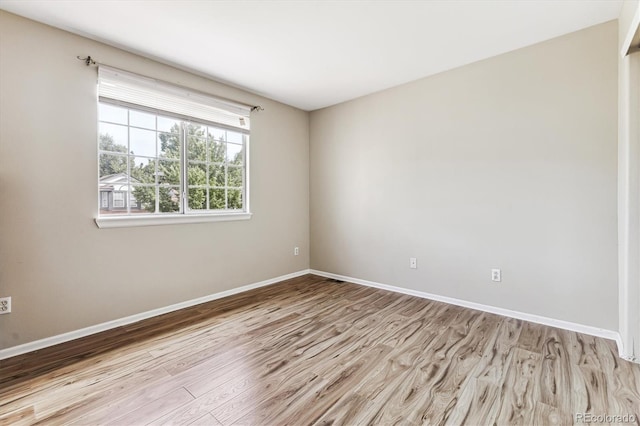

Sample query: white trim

[618,51,640,364]
[244,134,251,214]
[0,269,310,361]
[621,4,640,57]
[310,270,621,344]
[2,269,626,362]
[95,212,252,228]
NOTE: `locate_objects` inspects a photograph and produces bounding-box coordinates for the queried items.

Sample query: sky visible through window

[98,102,245,215]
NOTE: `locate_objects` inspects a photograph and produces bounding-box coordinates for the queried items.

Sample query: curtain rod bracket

[77,55,96,66]
[251,106,264,112]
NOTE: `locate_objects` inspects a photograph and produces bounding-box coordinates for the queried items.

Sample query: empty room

[1,0,639,424]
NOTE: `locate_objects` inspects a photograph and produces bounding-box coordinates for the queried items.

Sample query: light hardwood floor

[1,274,639,425]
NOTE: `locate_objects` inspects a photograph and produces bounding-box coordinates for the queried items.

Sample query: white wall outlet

[294,247,299,256]
[0,297,11,314]
[491,269,502,282]
[410,258,417,269]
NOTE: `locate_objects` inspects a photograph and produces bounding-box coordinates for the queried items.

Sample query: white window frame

[95,66,252,229]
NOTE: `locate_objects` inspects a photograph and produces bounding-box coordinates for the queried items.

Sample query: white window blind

[98,65,251,132]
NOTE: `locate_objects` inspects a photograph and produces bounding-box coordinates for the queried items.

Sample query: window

[112,192,125,208]
[96,66,252,228]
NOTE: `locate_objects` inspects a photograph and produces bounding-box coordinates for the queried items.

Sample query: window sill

[95,212,252,228]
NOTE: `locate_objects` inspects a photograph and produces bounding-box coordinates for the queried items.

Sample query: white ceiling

[0,0,623,111]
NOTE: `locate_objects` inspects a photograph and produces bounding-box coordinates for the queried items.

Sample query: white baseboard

[2,269,626,362]
[310,269,621,345]
[0,269,311,361]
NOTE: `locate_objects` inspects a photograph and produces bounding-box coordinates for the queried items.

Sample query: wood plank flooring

[1,274,639,425]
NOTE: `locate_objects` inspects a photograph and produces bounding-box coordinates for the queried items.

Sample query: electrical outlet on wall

[410,258,417,269]
[0,297,11,314]
[294,247,299,256]
[491,269,502,282]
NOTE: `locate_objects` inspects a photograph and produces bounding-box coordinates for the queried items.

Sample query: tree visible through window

[98,102,246,216]
[96,66,251,223]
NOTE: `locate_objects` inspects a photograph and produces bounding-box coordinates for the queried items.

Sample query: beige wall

[0,11,310,349]
[0,11,622,351]
[310,21,619,330]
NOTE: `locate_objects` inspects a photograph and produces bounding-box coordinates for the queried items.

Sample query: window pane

[228,166,243,187]
[159,187,181,213]
[99,153,128,178]
[226,143,243,165]
[130,128,156,157]
[158,159,180,185]
[99,133,127,154]
[158,116,180,133]
[158,132,181,159]
[99,103,127,125]
[131,157,156,184]
[208,126,225,141]
[209,140,226,163]
[227,189,242,210]
[113,192,126,208]
[227,131,242,144]
[99,123,128,147]
[130,110,156,130]
[100,191,109,208]
[186,123,206,140]
[209,188,226,210]
[131,185,156,214]
[188,136,206,161]
[99,190,121,216]
[209,165,225,187]
[188,187,207,210]
[187,163,206,186]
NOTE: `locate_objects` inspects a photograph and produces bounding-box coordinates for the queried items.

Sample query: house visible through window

[112,192,125,208]
[97,66,250,219]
